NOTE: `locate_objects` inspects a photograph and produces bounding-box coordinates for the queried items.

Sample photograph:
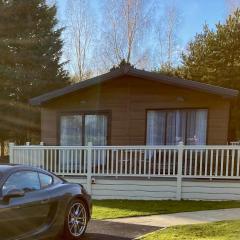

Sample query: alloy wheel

[67,202,87,237]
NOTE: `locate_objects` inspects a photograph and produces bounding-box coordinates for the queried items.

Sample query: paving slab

[108,208,240,228]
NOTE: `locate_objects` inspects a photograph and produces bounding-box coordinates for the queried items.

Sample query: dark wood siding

[41,76,231,145]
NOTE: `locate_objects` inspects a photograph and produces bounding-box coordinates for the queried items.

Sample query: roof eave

[128,69,238,99]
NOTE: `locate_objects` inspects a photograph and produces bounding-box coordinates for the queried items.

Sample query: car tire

[63,199,88,239]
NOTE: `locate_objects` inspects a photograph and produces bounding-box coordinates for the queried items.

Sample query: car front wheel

[63,199,88,239]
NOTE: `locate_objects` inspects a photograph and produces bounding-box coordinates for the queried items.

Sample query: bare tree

[65,0,95,82]
[156,2,181,70]
[225,0,240,13]
[98,0,155,69]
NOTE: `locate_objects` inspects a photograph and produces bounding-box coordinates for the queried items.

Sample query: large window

[60,113,108,146]
[146,109,208,145]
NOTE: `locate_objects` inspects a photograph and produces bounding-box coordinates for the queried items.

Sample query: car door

[0,170,51,240]
[37,172,58,224]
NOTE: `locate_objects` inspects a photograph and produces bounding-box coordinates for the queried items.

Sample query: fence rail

[9,142,240,199]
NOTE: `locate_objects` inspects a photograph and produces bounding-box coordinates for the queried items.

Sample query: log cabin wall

[40,76,230,145]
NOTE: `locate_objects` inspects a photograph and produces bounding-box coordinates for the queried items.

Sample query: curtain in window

[85,115,108,166]
[85,115,108,146]
[166,111,176,145]
[60,114,108,146]
[176,110,187,144]
[186,111,197,145]
[146,111,166,145]
[60,115,82,146]
[147,109,208,145]
[187,110,207,145]
[59,114,108,171]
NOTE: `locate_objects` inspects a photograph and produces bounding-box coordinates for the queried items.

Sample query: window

[60,113,108,146]
[146,109,208,145]
[39,173,53,189]
[85,115,108,145]
[60,115,83,146]
[2,171,40,195]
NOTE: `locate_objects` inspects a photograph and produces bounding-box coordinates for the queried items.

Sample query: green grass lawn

[92,200,240,220]
[141,220,240,240]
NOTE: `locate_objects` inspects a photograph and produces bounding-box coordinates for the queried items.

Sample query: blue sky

[56,0,230,48]
[175,0,228,46]
[55,0,237,72]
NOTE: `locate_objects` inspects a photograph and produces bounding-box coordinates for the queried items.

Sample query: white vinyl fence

[9,142,240,200]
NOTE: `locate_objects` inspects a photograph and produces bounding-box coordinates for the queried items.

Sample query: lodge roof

[30,63,238,106]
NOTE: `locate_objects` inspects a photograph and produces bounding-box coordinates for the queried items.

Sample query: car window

[2,171,40,195]
[39,173,53,189]
[53,174,64,184]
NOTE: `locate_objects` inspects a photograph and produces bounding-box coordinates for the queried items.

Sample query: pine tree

[0,0,69,152]
[179,9,240,139]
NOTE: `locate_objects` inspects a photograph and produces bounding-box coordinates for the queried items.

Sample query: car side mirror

[3,189,25,202]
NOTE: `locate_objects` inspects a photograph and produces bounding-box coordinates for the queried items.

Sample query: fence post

[87,142,92,194]
[9,142,15,164]
[176,141,184,200]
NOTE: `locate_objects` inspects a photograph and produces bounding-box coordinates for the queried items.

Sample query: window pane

[60,115,82,146]
[39,173,53,189]
[85,115,108,146]
[147,109,207,145]
[186,109,208,145]
[166,111,176,145]
[186,110,197,144]
[2,171,40,195]
[176,110,187,144]
[147,111,166,145]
